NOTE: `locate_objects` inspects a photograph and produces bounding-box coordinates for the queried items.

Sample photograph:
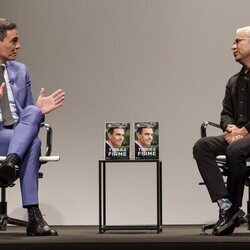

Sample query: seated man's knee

[22,105,43,123]
[193,138,208,159]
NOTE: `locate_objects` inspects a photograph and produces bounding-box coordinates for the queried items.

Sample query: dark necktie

[0,65,15,127]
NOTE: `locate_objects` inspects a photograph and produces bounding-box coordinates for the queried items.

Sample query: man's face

[137,128,153,147]
[0,29,20,64]
[232,29,250,64]
[108,128,124,147]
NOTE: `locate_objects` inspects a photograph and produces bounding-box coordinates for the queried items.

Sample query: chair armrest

[0,122,59,165]
[40,123,53,156]
[40,123,60,164]
[200,121,221,138]
[0,123,59,164]
[39,156,60,163]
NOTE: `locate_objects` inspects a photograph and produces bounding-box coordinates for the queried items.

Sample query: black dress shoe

[212,206,245,236]
[213,209,235,236]
[26,207,58,236]
[0,160,17,187]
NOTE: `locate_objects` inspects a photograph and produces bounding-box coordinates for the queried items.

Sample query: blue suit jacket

[5,61,35,116]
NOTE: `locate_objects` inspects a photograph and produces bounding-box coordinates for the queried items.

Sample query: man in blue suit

[0,18,65,236]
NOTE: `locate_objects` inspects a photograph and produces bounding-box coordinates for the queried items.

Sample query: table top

[99,159,162,163]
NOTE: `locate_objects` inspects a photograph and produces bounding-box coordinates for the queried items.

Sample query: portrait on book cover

[134,122,159,159]
[105,122,130,160]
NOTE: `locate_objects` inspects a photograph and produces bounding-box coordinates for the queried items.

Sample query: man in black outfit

[193,26,250,236]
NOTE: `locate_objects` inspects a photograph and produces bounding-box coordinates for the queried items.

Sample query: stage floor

[1,225,250,249]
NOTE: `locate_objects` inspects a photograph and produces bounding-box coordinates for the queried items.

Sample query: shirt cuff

[244,122,250,133]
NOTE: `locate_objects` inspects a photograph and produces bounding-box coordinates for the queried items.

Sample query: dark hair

[108,125,124,134]
[0,18,17,41]
[136,123,152,134]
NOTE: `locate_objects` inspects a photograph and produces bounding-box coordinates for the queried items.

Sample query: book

[134,122,159,159]
[105,122,130,160]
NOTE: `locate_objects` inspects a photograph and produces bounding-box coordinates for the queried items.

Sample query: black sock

[6,153,21,166]
[26,205,41,222]
[25,204,39,212]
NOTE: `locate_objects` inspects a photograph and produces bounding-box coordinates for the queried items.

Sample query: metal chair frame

[0,123,60,230]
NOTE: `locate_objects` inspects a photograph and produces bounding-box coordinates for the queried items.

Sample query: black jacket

[220,68,250,132]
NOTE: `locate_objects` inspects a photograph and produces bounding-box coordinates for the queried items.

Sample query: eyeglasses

[234,38,250,44]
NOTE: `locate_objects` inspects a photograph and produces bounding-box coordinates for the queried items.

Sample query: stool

[99,159,163,233]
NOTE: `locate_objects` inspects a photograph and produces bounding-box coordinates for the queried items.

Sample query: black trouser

[193,134,250,208]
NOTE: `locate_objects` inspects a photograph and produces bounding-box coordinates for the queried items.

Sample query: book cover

[134,122,159,159]
[105,122,130,160]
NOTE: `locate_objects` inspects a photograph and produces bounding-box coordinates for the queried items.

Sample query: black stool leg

[0,188,7,230]
[248,186,250,230]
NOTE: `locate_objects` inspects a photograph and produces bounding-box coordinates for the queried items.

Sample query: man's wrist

[239,127,248,137]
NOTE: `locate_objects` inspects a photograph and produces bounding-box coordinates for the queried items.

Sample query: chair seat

[0,156,60,164]
[216,155,226,162]
[215,155,250,186]
[199,155,250,184]
[216,155,250,165]
[0,156,60,187]
[0,122,60,231]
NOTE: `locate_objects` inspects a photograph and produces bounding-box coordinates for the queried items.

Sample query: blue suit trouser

[0,105,43,207]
